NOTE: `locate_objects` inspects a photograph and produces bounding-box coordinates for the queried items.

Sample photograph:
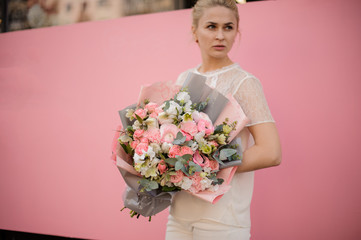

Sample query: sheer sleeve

[175,71,189,86]
[233,76,275,126]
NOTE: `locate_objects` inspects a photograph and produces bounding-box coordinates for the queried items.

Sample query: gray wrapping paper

[118,167,174,217]
[219,137,243,169]
[116,72,245,216]
[118,103,136,130]
[183,73,228,124]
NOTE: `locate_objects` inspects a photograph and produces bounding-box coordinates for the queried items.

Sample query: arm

[232,76,281,173]
[236,122,282,173]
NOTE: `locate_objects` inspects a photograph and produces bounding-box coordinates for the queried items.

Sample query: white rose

[190,141,199,151]
[161,142,173,153]
[125,108,135,120]
[145,146,155,159]
[150,157,161,166]
[194,132,206,145]
[192,111,200,122]
[200,178,213,191]
[150,143,161,154]
[145,117,159,129]
[158,112,176,125]
[132,120,142,130]
[183,101,192,113]
[208,184,219,192]
[133,153,145,164]
[166,101,182,115]
[176,92,191,103]
[119,134,132,143]
[180,177,193,190]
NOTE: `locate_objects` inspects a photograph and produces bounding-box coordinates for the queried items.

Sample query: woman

[165,0,282,239]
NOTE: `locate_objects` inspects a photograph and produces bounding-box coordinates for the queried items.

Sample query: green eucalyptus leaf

[173,132,186,145]
[189,161,202,172]
[185,140,194,147]
[181,166,190,176]
[219,149,238,160]
[181,154,192,161]
[139,178,150,188]
[212,151,225,165]
[196,101,208,111]
[163,101,170,111]
[175,161,184,171]
[165,158,178,166]
[149,181,159,190]
[214,124,224,134]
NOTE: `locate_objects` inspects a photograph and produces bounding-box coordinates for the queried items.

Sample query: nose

[216,29,225,40]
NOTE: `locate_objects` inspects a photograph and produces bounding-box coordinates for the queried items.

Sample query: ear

[192,25,198,43]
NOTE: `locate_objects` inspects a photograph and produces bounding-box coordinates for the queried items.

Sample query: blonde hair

[192,0,240,29]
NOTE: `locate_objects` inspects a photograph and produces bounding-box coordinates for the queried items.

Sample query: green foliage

[219,148,238,160]
[214,124,224,134]
[120,142,133,155]
[126,126,134,135]
[134,113,143,124]
[195,101,208,112]
[163,101,170,111]
[139,178,159,192]
[162,186,180,192]
[165,158,177,166]
[172,132,186,145]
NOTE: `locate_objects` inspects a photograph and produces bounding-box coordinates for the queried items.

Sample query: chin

[210,53,228,59]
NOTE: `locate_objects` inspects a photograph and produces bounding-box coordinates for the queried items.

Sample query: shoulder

[230,65,264,93]
[233,65,257,83]
[176,67,197,86]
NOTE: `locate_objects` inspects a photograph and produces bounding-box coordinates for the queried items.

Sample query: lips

[213,45,226,50]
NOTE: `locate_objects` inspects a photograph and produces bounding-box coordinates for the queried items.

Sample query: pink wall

[1,0,361,239]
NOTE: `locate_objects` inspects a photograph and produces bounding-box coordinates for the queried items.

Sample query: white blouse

[170,63,275,227]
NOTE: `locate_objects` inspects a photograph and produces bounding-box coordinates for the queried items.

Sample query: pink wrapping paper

[137,81,181,106]
[112,81,250,204]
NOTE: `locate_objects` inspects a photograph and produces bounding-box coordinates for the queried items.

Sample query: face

[193,6,238,61]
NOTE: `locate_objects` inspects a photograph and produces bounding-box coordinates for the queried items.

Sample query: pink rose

[130,140,139,149]
[168,145,181,158]
[144,128,161,143]
[189,173,202,193]
[209,160,219,171]
[180,146,194,156]
[133,108,147,119]
[180,121,198,136]
[170,170,184,183]
[157,160,167,174]
[160,124,180,143]
[197,119,214,136]
[133,129,145,140]
[140,137,149,144]
[155,107,163,114]
[193,150,210,168]
[192,112,211,123]
[181,130,193,141]
[135,142,148,155]
[144,102,158,113]
[149,112,158,118]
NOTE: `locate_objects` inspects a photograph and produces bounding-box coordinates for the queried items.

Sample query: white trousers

[165,215,250,240]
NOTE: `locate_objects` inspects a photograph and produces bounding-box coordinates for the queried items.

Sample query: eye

[225,25,233,30]
[207,24,216,29]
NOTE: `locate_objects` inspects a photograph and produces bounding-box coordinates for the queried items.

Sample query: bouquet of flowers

[111,73,249,220]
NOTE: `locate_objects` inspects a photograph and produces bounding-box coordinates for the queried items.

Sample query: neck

[198,56,234,73]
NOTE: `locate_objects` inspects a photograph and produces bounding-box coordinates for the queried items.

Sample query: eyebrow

[206,21,234,25]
